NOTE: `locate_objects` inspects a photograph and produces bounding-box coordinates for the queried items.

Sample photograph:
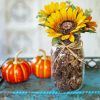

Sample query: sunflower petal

[87,21,97,27]
[76,11,84,22]
[55,11,63,23]
[71,29,79,33]
[39,10,47,16]
[72,7,79,20]
[61,35,70,40]
[59,2,68,10]
[72,9,77,20]
[86,16,92,21]
[69,34,75,42]
[76,24,86,29]
[46,29,54,33]
[44,22,53,28]
[49,2,55,13]
[53,2,59,11]
[46,29,62,38]
[39,18,45,22]
[60,9,67,20]
[44,5,50,15]
[77,16,86,25]
[90,27,96,31]
[48,32,62,38]
[67,7,73,20]
[84,20,90,23]
[72,24,86,33]
[48,17,55,24]
[77,7,83,13]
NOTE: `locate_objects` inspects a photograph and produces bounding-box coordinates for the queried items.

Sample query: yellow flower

[45,7,87,42]
[38,2,68,22]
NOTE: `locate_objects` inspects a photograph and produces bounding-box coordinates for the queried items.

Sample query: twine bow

[53,40,85,66]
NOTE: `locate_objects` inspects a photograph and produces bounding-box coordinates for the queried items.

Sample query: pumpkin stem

[39,49,46,59]
[13,50,23,64]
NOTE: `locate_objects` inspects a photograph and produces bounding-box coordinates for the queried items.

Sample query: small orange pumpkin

[2,51,31,83]
[31,49,51,78]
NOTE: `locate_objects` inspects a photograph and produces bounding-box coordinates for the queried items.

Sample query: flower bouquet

[37,1,97,91]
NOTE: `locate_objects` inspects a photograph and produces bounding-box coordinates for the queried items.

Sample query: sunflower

[38,2,68,22]
[45,7,87,42]
[85,16,97,32]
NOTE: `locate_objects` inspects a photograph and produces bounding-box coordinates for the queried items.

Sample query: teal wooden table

[0,57,100,100]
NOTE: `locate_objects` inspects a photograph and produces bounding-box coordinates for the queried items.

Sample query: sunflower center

[59,21,76,35]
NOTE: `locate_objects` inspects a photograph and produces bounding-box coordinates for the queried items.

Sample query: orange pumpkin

[2,51,31,83]
[31,49,51,78]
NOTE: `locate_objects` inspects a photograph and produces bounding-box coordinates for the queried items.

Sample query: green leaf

[38,24,45,27]
[71,4,76,10]
[86,30,96,33]
[85,9,92,17]
[52,38,60,45]
[66,0,76,10]
[66,0,71,5]
[36,15,43,18]
[80,30,96,33]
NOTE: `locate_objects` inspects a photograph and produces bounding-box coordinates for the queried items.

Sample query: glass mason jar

[51,36,85,92]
